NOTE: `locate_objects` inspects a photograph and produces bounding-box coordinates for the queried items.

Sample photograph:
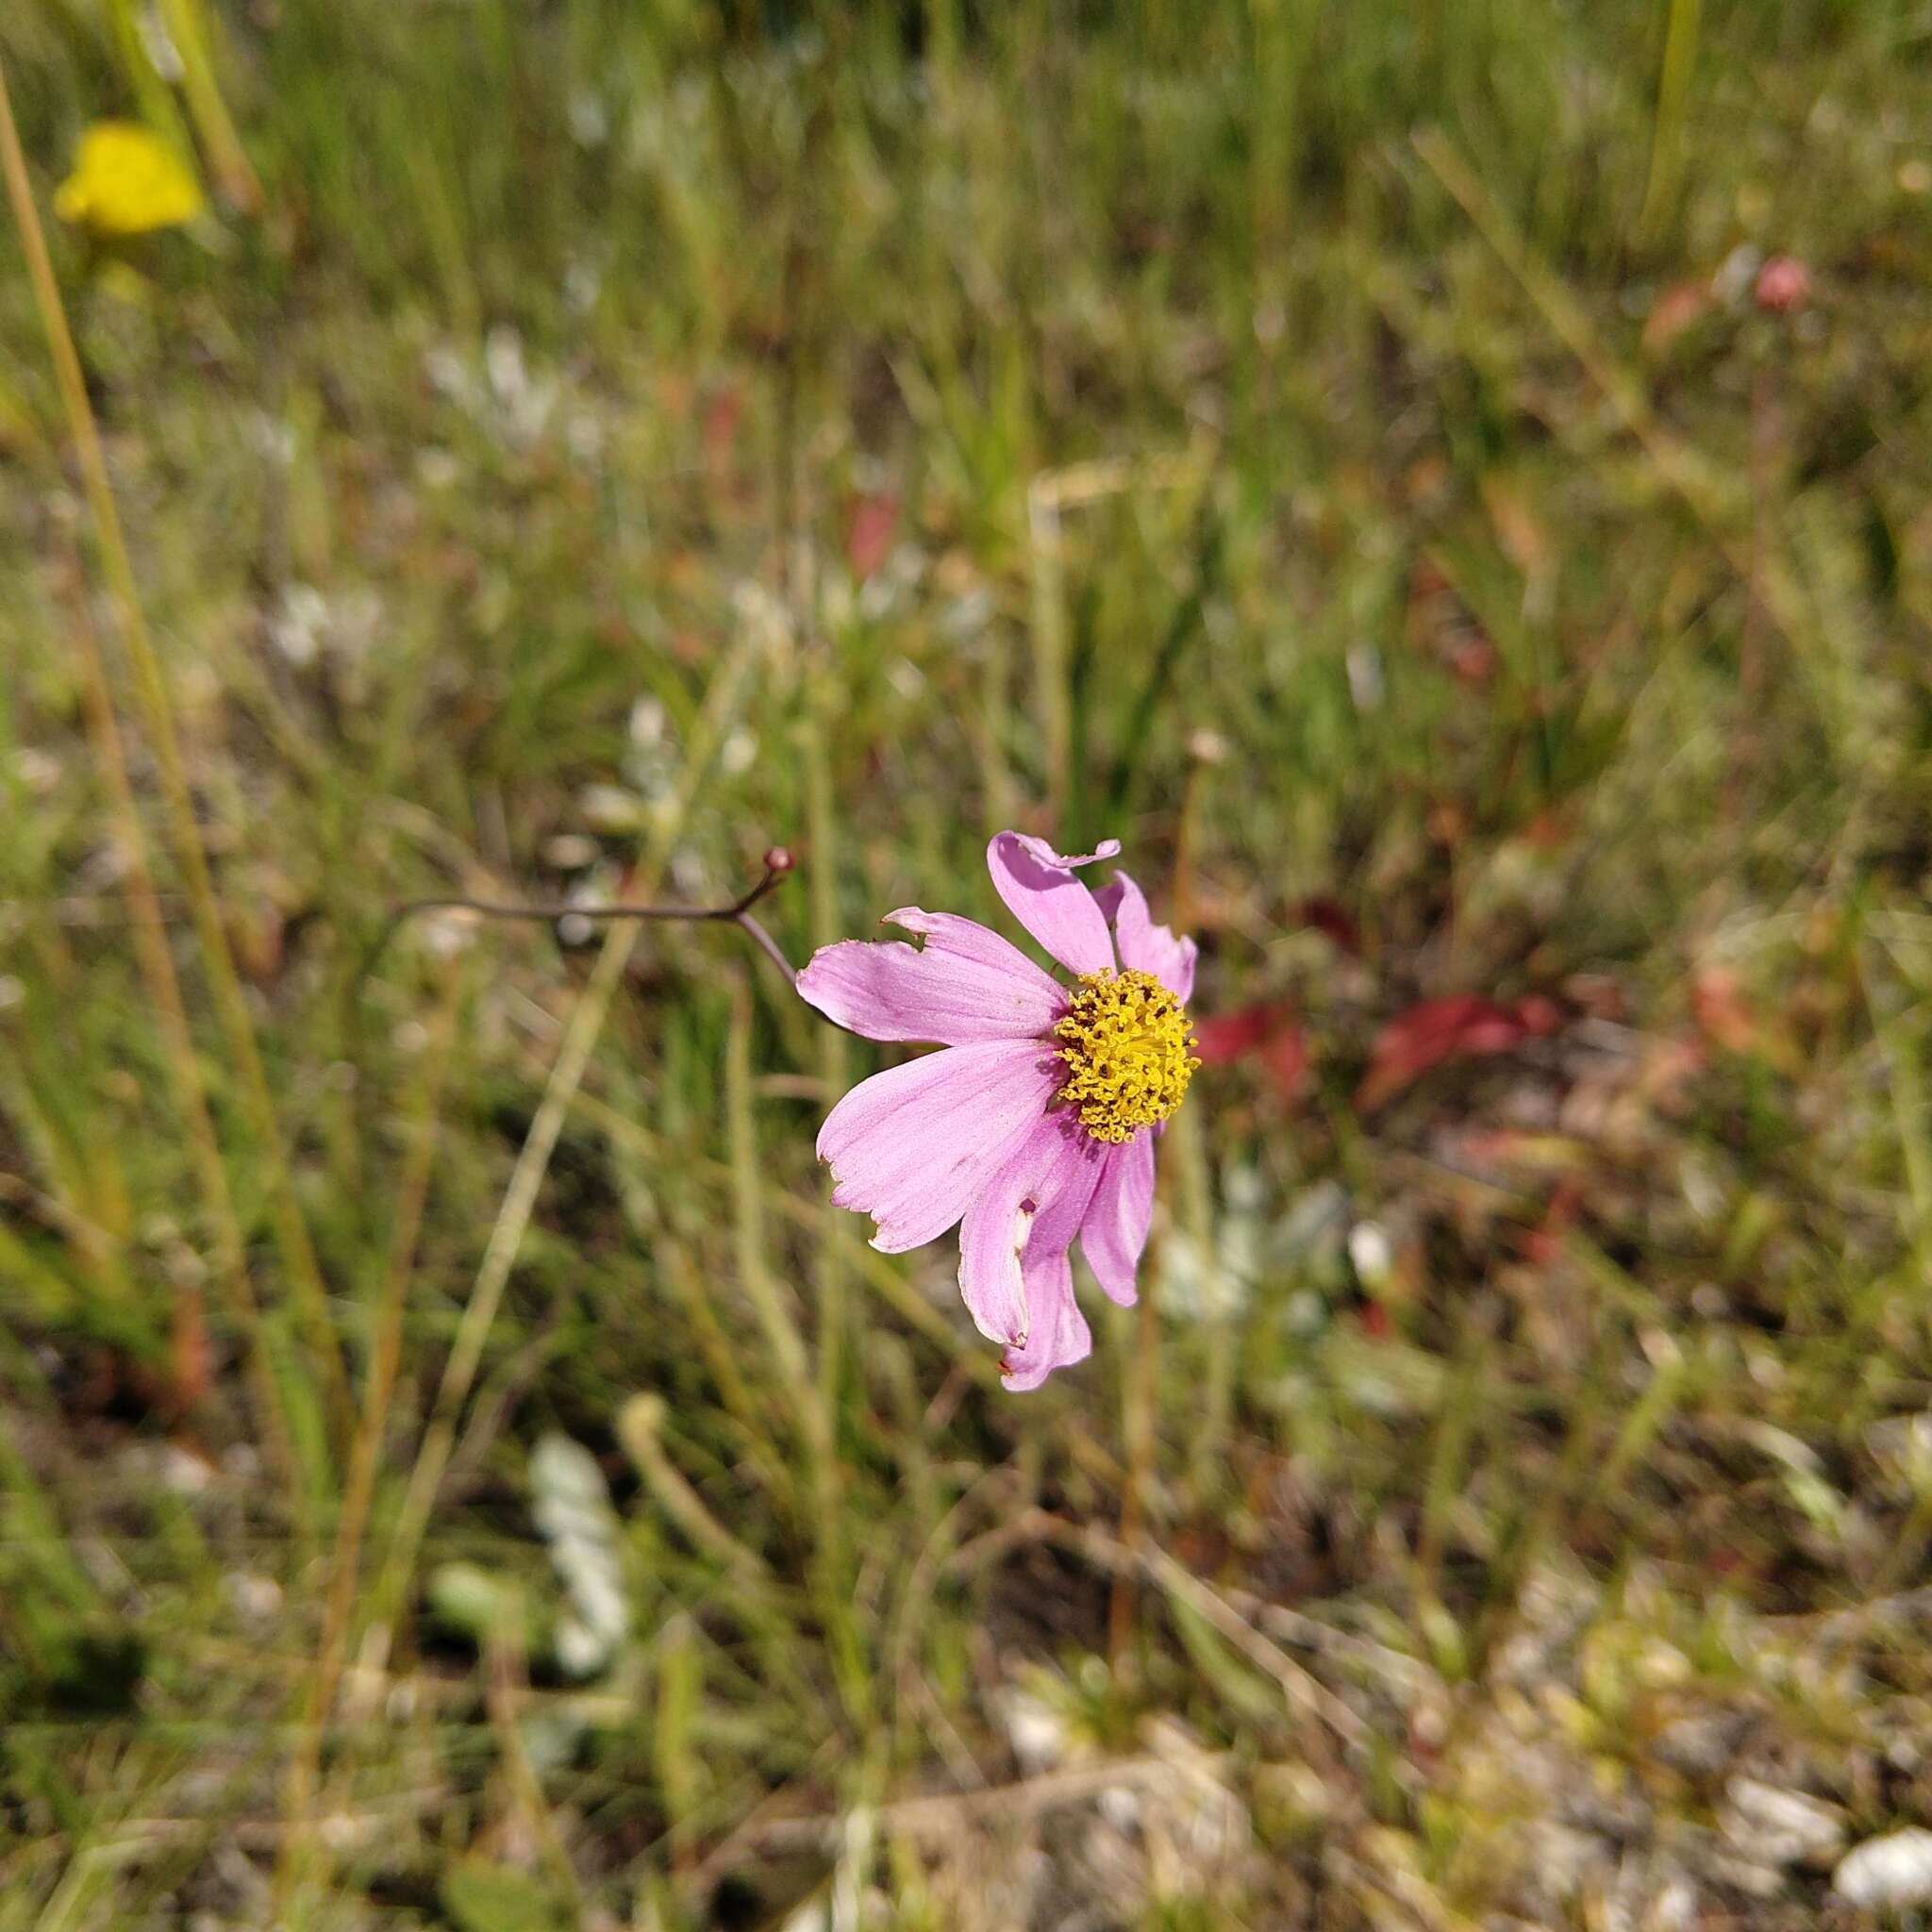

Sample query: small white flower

[269,584,329,667]
[1713,242,1764,307]
[1348,1221,1394,1289]
[1346,641,1385,711]
[543,833,601,871]
[12,748,62,796]
[1834,1828,1932,1907]
[484,325,528,406]
[225,1573,283,1624]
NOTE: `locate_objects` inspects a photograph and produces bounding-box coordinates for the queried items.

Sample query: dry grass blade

[0,57,352,1440]
[154,0,262,213]
[359,625,764,1670]
[51,540,305,1531]
[727,967,820,1439]
[1025,445,1210,824]
[1410,126,1821,663]
[618,1393,775,1591]
[2,13,1923,1924]
[274,957,462,1909]
[1063,1517,1373,1753]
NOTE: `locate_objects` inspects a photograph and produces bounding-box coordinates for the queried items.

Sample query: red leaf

[1690,969,1757,1055]
[1193,1001,1310,1101]
[1643,275,1715,357]
[1519,1176,1584,1266]
[702,383,743,463]
[1296,896,1362,956]
[1193,1003,1284,1061]
[1257,1024,1309,1098]
[1355,992,1561,1112]
[844,491,899,580]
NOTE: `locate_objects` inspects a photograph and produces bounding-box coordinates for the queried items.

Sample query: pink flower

[796,833,1200,1390]
[1754,254,1811,316]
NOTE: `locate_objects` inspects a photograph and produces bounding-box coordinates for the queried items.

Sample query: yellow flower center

[1054,969,1200,1143]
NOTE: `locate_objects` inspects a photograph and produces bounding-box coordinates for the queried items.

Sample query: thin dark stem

[734,911,798,986]
[359,858,797,991]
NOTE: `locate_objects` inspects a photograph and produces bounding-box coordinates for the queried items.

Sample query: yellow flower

[54,122,204,237]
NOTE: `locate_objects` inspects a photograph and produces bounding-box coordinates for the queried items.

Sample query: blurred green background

[3,2,1932,1926]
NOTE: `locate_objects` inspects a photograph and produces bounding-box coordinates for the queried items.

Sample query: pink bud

[762,846,795,875]
[1754,255,1811,315]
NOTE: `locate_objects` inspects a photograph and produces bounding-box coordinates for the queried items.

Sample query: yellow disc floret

[1054,969,1200,1143]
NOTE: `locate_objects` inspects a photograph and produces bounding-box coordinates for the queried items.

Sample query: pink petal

[817,1040,1061,1254]
[999,1249,1092,1391]
[1078,1131,1157,1306]
[987,831,1119,978]
[1092,871,1196,1003]
[957,1114,1106,1349]
[796,910,1067,1046]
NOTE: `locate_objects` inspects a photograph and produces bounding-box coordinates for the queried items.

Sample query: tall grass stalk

[54,540,307,1533]
[155,0,262,212]
[797,698,874,1722]
[801,698,852,1446]
[725,967,868,1715]
[565,1084,1008,1393]
[274,958,461,1912]
[1639,0,1702,243]
[0,56,353,1441]
[618,1393,776,1591]
[358,626,763,1673]
[1026,480,1072,823]
[100,0,197,164]
[1413,126,1819,665]
[725,968,816,1415]
[658,1240,796,1503]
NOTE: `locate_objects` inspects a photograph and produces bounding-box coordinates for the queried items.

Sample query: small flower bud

[762,846,795,875]
[1754,255,1811,316]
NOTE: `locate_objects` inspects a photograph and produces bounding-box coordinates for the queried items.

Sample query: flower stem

[355,628,766,1681]
[359,851,798,986]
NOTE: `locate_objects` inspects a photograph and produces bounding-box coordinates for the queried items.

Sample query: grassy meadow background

[4,2,1932,1925]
